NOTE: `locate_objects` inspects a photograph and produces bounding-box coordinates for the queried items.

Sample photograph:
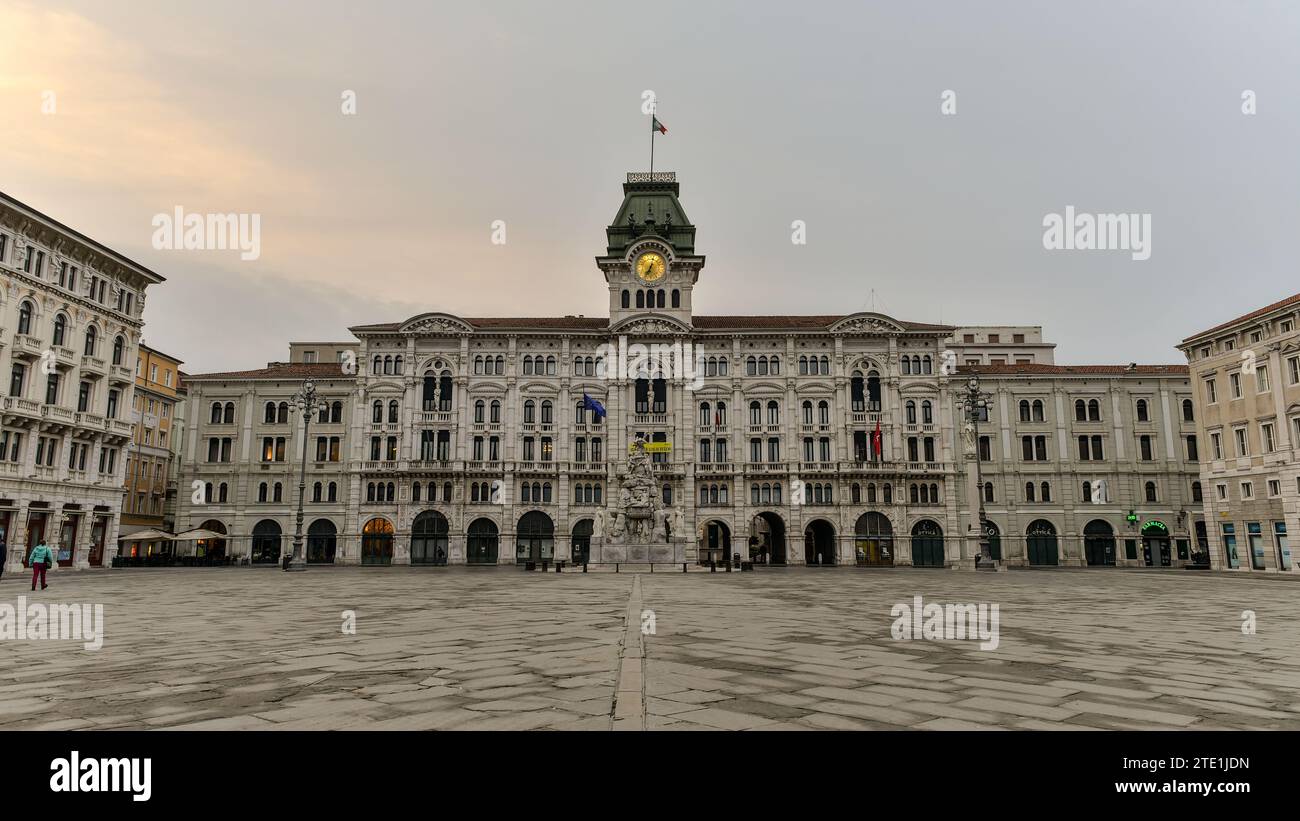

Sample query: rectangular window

[1216,483,1227,501]
[1230,372,1241,398]
[1240,481,1253,499]
[1267,479,1281,498]
[1234,427,1249,457]
[1257,365,1270,393]
[1204,379,1216,404]
[1262,422,1275,453]
[1210,431,1222,459]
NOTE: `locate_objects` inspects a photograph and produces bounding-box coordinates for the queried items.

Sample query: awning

[118,528,176,541]
[173,529,227,541]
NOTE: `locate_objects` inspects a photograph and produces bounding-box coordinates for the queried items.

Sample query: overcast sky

[2,0,1297,374]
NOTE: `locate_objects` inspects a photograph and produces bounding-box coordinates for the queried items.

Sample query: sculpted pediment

[399,312,474,335]
[829,313,907,335]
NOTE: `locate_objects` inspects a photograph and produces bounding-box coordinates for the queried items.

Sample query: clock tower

[597,172,704,328]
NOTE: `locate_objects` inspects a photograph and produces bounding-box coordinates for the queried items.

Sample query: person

[0,537,7,580]
[29,540,54,591]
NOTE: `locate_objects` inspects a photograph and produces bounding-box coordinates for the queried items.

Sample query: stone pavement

[0,566,1297,730]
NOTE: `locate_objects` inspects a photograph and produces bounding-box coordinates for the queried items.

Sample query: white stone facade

[0,192,163,573]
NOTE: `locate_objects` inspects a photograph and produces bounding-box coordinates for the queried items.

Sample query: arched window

[818,401,829,425]
[1088,399,1100,421]
[901,357,911,375]
[273,482,283,503]
[83,324,97,356]
[224,402,235,424]
[770,356,780,375]
[746,357,757,376]
[17,301,34,336]
[372,355,382,375]
[922,356,932,374]
[277,402,289,424]
[621,290,630,309]
[1075,399,1087,421]
[313,482,323,502]
[258,482,269,503]
[700,402,711,426]
[523,356,534,376]
[906,400,917,424]
[330,401,342,423]
[219,483,229,503]
[767,400,780,425]
[328,482,337,502]
[523,399,535,424]
[372,400,383,423]
[1032,400,1045,422]
[490,400,501,423]
[983,482,994,502]
[1025,482,1035,502]
[656,290,665,308]
[52,314,67,347]
[716,401,727,426]
[265,402,276,423]
[474,356,484,374]
[1145,481,1157,502]
[1040,482,1051,502]
[921,400,933,425]
[671,289,680,308]
[1136,399,1149,422]
[210,402,222,424]
[112,336,125,366]
[1019,400,1031,422]
[383,355,393,375]
[394,356,403,375]
[1182,398,1194,422]
[388,400,399,423]
[636,291,645,308]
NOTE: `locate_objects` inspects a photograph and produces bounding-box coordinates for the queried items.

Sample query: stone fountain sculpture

[593,433,685,563]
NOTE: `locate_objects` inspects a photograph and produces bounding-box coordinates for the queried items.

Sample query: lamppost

[284,377,327,572]
[960,373,995,566]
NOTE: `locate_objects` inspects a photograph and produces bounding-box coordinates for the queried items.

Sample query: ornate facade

[172,173,1201,569]
[0,192,163,573]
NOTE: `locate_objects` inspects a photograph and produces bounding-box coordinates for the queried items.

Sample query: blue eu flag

[582,393,606,420]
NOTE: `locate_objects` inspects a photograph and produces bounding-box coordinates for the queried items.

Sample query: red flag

[872,419,882,459]
[715,409,721,426]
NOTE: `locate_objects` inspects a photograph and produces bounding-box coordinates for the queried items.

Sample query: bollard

[726,560,732,573]
[710,561,717,573]
[615,563,619,573]
[583,563,588,574]
[682,562,687,573]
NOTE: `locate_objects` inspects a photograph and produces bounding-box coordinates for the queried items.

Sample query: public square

[1,566,1298,731]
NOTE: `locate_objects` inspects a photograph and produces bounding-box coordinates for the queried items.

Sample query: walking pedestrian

[29,540,54,591]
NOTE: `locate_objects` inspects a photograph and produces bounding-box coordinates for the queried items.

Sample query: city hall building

[174,173,1202,568]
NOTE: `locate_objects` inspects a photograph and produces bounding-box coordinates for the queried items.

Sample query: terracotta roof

[186,363,355,381]
[351,315,953,333]
[957,364,1189,376]
[1181,291,1300,343]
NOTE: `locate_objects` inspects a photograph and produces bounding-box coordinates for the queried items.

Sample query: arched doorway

[1141,520,1171,567]
[250,519,282,564]
[982,521,1002,561]
[750,512,786,565]
[411,510,449,566]
[307,519,337,564]
[516,511,554,564]
[571,519,593,565]
[361,518,394,565]
[196,519,226,560]
[910,520,945,567]
[1026,520,1059,566]
[1084,520,1115,566]
[855,512,893,567]
[804,520,836,566]
[700,520,730,565]
[467,518,499,565]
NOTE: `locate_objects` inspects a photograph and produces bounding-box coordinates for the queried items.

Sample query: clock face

[635,252,666,283]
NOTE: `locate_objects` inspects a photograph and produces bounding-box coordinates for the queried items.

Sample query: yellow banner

[631,442,673,453]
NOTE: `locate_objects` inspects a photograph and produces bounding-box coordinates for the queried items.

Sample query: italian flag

[652,116,667,135]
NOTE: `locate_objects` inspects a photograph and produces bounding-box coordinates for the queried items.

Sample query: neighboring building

[946,326,1056,366]
[951,364,1201,568]
[0,191,164,571]
[119,344,185,558]
[1178,293,1299,573]
[172,171,1199,569]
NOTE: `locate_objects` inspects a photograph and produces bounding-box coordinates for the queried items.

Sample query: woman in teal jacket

[28,541,54,591]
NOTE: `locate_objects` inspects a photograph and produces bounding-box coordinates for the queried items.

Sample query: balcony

[80,354,107,378]
[798,461,838,474]
[109,364,133,384]
[52,346,77,370]
[419,411,455,425]
[634,413,668,425]
[41,404,76,429]
[696,462,735,474]
[3,396,43,423]
[75,410,106,430]
[11,334,44,360]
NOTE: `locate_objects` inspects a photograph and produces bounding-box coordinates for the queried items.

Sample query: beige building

[1178,293,1299,573]
[119,344,185,558]
[0,191,164,571]
[171,172,1198,570]
[951,364,1202,568]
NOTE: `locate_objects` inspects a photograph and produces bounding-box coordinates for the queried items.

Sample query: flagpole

[650,110,655,176]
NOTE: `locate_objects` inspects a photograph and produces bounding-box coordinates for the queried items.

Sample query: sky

[1,0,1297,374]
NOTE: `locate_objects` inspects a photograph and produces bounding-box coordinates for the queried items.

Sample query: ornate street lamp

[284,377,328,572]
[959,373,995,567]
